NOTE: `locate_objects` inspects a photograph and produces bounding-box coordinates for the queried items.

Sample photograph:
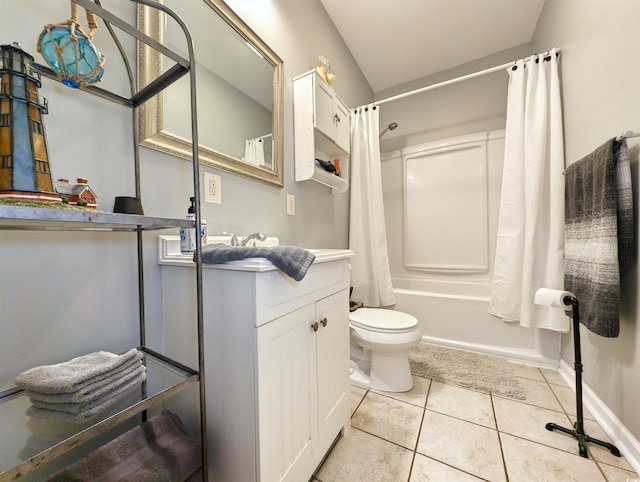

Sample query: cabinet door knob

[311,321,319,332]
[320,317,328,327]
[334,113,340,123]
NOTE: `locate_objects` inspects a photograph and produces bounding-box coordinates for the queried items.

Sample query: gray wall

[375,44,532,153]
[0,0,371,389]
[532,0,640,444]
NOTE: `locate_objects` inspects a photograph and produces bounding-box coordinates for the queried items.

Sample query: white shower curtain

[244,138,265,166]
[349,104,395,307]
[489,48,568,332]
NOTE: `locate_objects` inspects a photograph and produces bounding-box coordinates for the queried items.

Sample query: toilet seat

[350,308,418,334]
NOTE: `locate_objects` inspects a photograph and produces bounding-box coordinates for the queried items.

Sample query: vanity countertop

[158,235,353,272]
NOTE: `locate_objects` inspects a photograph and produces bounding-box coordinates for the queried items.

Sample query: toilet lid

[350,308,418,333]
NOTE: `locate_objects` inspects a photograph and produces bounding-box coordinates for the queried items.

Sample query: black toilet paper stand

[545,295,621,458]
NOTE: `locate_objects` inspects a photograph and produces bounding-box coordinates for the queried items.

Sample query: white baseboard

[422,335,559,369]
[558,359,640,475]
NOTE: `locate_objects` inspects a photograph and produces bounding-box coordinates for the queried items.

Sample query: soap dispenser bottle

[180,197,206,253]
[180,200,196,253]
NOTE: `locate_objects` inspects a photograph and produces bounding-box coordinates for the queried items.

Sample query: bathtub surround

[409,343,525,400]
[349,104,395,307]
[564,138,634,338]
[382,132,562,367]
[489,48,567,332]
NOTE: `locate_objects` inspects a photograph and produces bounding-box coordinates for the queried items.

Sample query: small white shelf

[310,166,348,191]
[293,70,350,193]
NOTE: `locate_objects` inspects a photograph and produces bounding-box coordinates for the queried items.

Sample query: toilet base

[349,350,414,393]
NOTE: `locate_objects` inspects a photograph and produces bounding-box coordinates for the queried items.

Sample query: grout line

[350,386,369,418]
[491,392,510,482]
[406,377,433,481]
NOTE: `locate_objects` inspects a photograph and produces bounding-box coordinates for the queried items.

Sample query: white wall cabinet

[294,70,351,192]
[159,242,353,481]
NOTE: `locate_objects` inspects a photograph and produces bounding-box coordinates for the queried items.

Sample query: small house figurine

[54,178,97,209]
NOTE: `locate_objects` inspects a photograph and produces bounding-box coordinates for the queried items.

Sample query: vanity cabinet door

[256,304,318,482]
[315,289,350,449]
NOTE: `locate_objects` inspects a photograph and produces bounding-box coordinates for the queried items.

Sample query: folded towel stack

[15,348,146,423]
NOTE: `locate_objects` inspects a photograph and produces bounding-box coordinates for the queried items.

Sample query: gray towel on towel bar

[15,349,142,394]
[199,243,316,281]
[564,138,634,337]
[46,410,201,482]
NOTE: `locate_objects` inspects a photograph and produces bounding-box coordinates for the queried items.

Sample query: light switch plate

[204,172,221,204]
[286,194,295,215]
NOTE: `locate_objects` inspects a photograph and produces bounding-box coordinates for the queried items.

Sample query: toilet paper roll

[534,288,575,309]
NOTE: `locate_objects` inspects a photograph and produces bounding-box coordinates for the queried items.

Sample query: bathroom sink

[158,234,278,261]
[158,235,353,268]
[207,235,280,247]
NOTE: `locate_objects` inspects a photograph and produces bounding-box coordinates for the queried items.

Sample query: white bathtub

[391,276,561,367]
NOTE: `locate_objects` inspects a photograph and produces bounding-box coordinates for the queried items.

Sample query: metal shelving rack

[0,0,207,479]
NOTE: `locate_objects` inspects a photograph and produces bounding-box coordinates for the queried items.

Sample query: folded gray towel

[26,371,146,423]
[199,244,316,281]
[29,365,146,408]
[20,397,135,460]
[46,410,201,482]
[15,349,142,394]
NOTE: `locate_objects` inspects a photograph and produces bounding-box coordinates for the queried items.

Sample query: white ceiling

[320,0,546,93]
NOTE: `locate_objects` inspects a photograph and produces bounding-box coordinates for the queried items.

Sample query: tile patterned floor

[313,362,640,482]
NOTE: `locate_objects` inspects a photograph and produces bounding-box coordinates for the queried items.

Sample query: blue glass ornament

[37,24,104,88]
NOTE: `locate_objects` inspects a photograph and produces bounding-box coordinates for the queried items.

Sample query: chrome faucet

[222,231,240,246]
[241,232,267,246]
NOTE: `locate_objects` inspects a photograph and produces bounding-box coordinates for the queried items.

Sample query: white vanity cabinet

[158,240,353,481]
[294,70,351,192]
[257,289,349,482]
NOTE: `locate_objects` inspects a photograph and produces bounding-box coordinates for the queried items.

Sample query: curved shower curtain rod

[373,49,562,107]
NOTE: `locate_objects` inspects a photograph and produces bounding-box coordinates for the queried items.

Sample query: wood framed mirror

[137,0,284,187]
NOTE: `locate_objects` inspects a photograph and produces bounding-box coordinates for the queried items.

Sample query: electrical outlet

[204,172,221,204]
[286,194,295,215]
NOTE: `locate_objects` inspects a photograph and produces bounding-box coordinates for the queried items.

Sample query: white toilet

[349,308,422,392]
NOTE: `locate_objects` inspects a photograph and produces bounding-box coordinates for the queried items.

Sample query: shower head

[379,122,398,138]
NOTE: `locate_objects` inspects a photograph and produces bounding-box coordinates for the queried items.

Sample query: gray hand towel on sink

[199,244,316,281]
[15,348,143,394]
